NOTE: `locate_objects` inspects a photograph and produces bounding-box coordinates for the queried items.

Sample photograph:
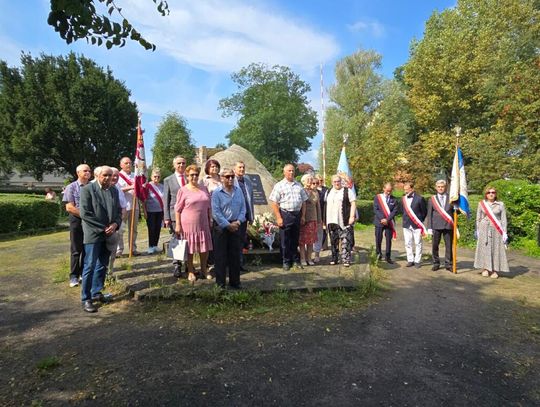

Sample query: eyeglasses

[223,175,235,179]
[188,173,199,177]
[487,191,496,195]
[177,162,186,165]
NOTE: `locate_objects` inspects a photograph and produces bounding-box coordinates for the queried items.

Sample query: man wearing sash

[426,180,453,271]
[402,182,427,268]
[163,156,188,277]
[116,157,139,256]
[373,182,398,263]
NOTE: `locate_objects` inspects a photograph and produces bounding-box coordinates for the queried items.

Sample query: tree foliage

[219,63,318,173]
[151,112,195,179]
[48,0,169,51]
[403,0,540,190]
[323,50,416,195]
[0,52,138,179]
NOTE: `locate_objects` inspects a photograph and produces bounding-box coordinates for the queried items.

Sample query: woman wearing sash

[144,168,165,254]
[474,186,509,278]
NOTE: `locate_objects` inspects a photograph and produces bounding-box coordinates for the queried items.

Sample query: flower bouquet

[253,212,279,251]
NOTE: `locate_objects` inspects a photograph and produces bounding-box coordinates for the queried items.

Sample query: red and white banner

[402,196,427,236]
[377,194,396,239]
[479,200,504,236]
[134,116,147,201]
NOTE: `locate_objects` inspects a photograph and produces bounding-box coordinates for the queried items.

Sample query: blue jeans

[81,241,111,302]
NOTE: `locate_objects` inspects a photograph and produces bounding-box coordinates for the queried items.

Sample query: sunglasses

[487,191,496,194]
[223,175,235,179]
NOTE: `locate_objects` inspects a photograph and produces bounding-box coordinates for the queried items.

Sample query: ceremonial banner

[337,146,356,195]
[449,147,470,216]
[134,117,147,201]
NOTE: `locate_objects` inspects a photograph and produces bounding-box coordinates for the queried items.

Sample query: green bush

[0,194,59,233]
[356,199,374,224]
[486,179,540,240]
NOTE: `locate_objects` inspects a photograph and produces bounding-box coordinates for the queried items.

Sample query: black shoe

[386,258,394,264]
[415,263,422,269]
[283,264,291,271]
[83,300,97,313]
[432,264,440,271]
[377,254,383,261]
[229,284,243,290]
[91,292,112,303]
[239,266,248,272]
[173,265,181,278]
[446,266,453,271]
[406,262,415,267]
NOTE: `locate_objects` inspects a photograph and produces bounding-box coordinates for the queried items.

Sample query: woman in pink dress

[174,165,213,283]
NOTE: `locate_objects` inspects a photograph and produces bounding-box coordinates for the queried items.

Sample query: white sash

[402,195,427,236]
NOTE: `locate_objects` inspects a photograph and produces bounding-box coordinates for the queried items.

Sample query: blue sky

[0,0,455,167]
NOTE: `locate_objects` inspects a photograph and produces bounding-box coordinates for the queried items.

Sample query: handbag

[167,236,188,261]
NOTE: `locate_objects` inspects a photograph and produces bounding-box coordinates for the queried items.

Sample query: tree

[0,52,138,179]
[219,63,318,173]
[48,0,169,51]
[403,0,540,189]
[151,112,195,179]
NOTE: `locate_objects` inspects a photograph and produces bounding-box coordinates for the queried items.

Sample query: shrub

[485,179,540,240]
[356,199,374,225]
[0,194,59,233]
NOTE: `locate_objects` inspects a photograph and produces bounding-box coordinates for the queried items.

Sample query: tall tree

[219,63,318,173]
[0,52,138,179]
[403,0,540,189]
[151,112,195,179]
[48,0,169,51]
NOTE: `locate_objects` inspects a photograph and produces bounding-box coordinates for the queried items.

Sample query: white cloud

[347,19,386,38]
[125,0,339,72]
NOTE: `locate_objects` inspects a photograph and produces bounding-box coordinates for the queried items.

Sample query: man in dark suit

[373,182,398,263]
[401,182,427,268]
[426,180,454,271]
[233,161,254,271]
[79,166,122,313]
[163,155,187,277]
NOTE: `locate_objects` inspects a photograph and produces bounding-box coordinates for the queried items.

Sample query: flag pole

[452,126,461,274]
[128,114,143,259]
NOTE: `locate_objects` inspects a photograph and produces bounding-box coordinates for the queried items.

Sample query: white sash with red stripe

[377,194,397,239]
[402,195,427,236]
[118,172,133,186]
[431,196,454,226]
[147,183,164,210]
[480,200,504,236]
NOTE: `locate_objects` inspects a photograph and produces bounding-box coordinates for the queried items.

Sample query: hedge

[0,194,60,233]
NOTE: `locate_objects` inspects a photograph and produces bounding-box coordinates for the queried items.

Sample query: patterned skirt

[299,220,318,245]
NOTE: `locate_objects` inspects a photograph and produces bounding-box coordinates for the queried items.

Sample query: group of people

[63,156,510,313]
[373,180,509,278]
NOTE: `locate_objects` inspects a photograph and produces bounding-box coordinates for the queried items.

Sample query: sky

[0,0,455,167]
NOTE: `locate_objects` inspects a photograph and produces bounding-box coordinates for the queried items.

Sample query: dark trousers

[81,241,111,302]
[432,229,453,266]
[238,220,248,266]
[375,226,393,259]
[69,215,84,279]
[279,209,301,266]
[213,225,242,288]
[146,211,163,247]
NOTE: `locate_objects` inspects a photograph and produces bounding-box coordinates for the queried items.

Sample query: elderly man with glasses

[211,168,246,289]
[79,166,122,313]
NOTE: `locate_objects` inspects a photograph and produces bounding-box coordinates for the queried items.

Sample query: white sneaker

[69,277,79,287]
[147,247,155,254]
